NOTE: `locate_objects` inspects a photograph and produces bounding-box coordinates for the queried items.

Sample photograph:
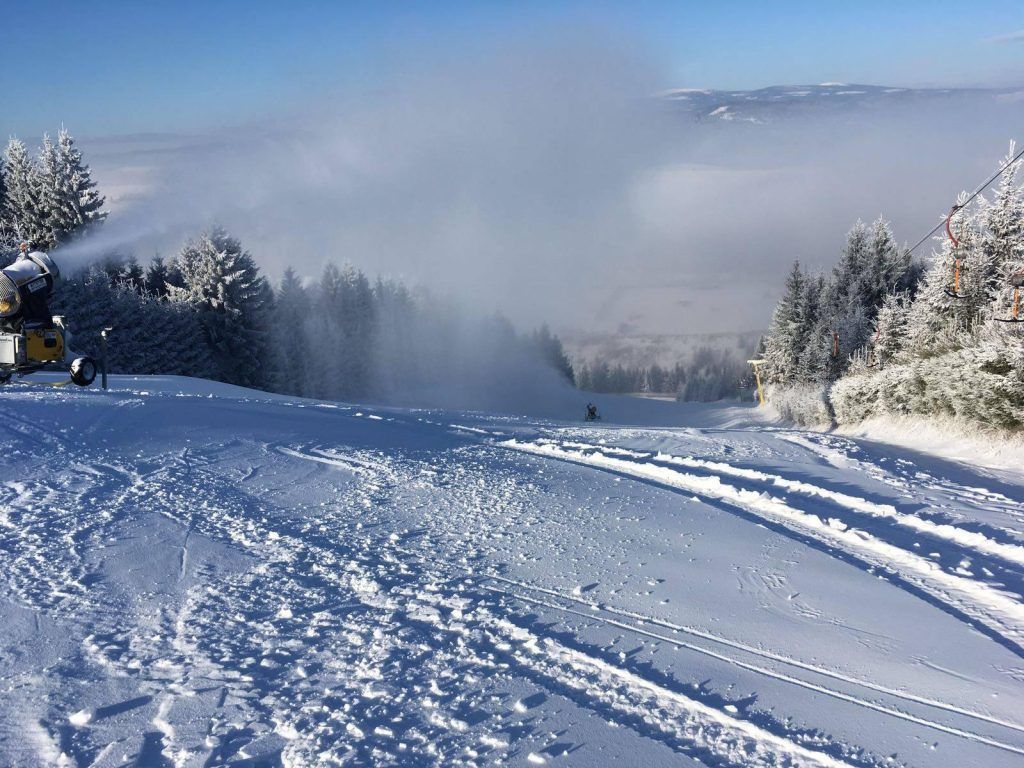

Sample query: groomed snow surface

[1,376,1023,767]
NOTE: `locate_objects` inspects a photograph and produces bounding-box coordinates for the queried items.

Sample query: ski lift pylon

[747,359,766,407]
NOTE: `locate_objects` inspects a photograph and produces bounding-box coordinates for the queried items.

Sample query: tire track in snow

[500,439,1024,655]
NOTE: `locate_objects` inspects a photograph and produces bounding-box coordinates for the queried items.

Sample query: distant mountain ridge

[661,83,1024,124]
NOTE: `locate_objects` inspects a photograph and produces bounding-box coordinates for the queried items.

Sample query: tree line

[44,230,579,403]
[575,345,753,402]
[0,131,578,404]
[760,144,1024,430]
[0,130,106,251]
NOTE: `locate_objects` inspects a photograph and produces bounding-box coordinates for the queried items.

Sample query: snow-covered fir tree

[169,228,272,388]
[55,128,106,235]
[0,154,12,251]
[371,277,419,397]
[905,194,979,355]
[814,145,1023,431]
[865,217,915,306]
[35,135,62,249]
[762,260,806,384]
[978,144,1024,324]
[825,221,890,365]
[762,217,920,396]
[3,138,48,249]
[118,257,146,293]
[270,267,311,396]
[871,292,911,367]
[795,273,827,383]
[2,129,106,250]
[307,263,378,399]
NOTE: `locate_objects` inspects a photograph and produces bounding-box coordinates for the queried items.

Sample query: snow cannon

[0,246,97,386]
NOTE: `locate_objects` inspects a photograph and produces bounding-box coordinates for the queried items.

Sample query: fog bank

[67,37,1024,336]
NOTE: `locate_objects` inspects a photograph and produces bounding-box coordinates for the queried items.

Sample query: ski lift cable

[906,141,1024,256]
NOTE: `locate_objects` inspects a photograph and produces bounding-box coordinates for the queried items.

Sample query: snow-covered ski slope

[1,376,1023,767]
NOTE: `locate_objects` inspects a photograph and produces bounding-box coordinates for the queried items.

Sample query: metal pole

[747,359,766,407]
[101,327,112,390]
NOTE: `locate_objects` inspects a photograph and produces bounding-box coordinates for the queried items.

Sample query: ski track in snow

[500,438,1024,654]
[550,440,1024,566]
[72,449,856,767]
[779,433,1024,527]
[1,387,1023,767]
[480,576,1024,755]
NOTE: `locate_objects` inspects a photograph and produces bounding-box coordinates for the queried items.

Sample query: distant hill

[660,83,1024,124]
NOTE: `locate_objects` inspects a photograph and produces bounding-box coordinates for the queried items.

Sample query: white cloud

[987,29,1024,44]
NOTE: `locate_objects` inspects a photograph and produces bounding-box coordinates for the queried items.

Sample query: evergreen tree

[52,267,215,377]
[575,363,592,391]
[3,138,48,249]
[49,129,106,243]
[647,363,666,393]
[338,265,377,397]
[531,324,575,384]
[145,256,171,298]
[0,154,12,251]
[979,144,1024,322]
[763,260,806,384]
[829,221,870,312]
[866,217,915,303]
[271,267,311,396]
[119,256,145,292]
[905,195,979,355]
[871,292,911,367]
[169,227,272,388]
[308,262,378,398]
[795,273,826,382]
[99,255,126,285]
[826,222,879,365]
[35,134,61,249]
[371,277,420,398]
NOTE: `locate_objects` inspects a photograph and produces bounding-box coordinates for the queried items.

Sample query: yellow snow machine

[0,247,96,387]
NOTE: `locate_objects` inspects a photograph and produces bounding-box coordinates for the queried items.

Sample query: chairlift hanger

[994,269,1024,324]
[942,205,968,300]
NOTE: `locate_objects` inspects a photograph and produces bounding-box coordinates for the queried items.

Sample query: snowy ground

[1,377,1022,767]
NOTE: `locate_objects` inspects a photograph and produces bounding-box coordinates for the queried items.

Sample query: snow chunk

[69,709,92,726]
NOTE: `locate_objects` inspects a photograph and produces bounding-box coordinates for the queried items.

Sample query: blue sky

[3,0,1023,137]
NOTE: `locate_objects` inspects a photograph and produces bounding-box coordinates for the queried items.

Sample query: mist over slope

[562,328,761,369]
[56,35,1023,354]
